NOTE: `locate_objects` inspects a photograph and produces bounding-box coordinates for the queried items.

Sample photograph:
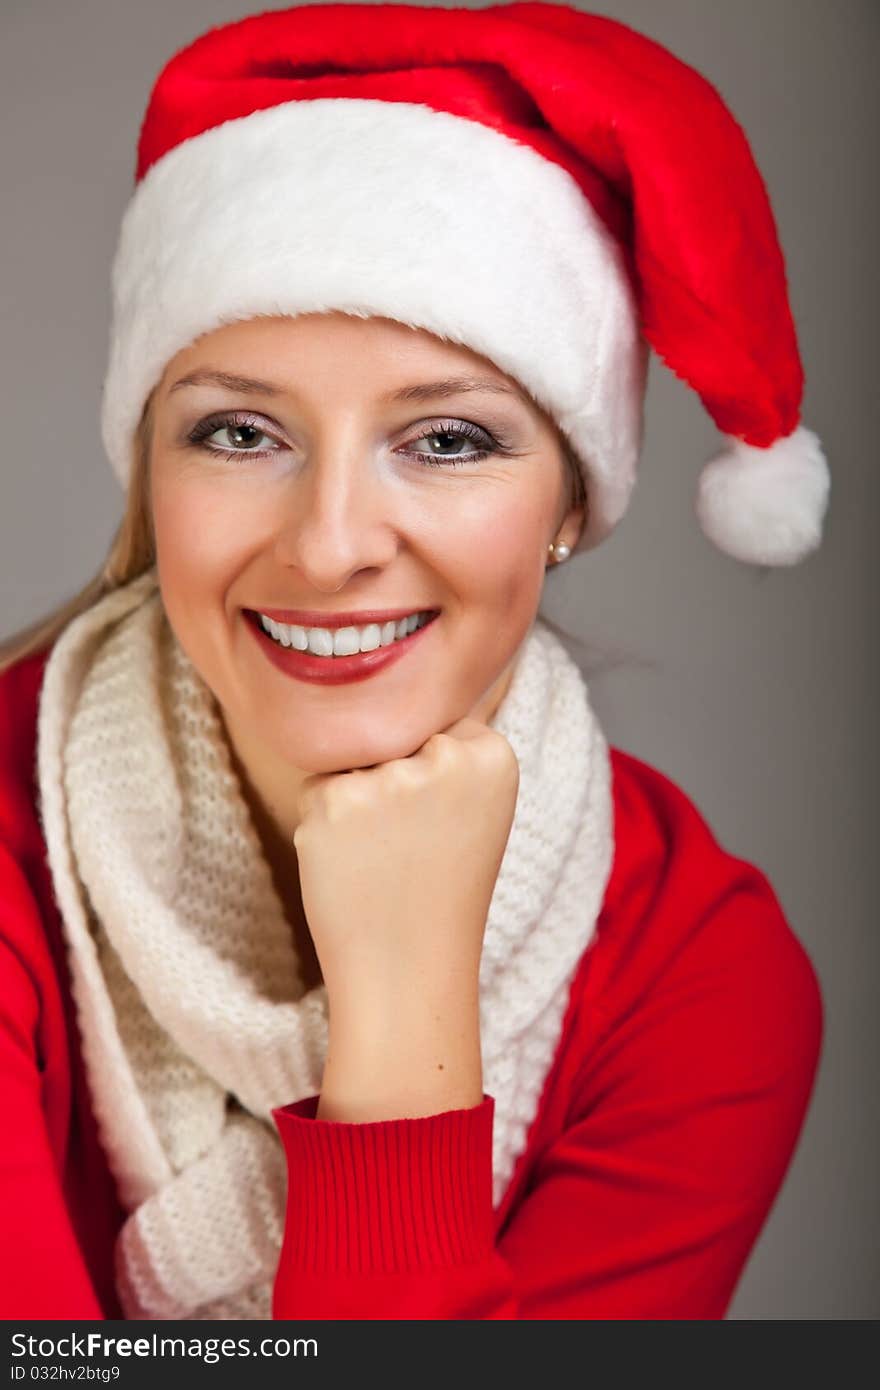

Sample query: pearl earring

[547,540,571,564]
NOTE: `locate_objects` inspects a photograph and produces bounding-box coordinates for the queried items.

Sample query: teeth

[258,611,432,657]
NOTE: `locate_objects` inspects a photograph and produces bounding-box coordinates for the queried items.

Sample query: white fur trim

[101,98,646,553]
[695,424,831,565]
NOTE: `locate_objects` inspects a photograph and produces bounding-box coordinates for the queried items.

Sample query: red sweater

[0,646,823,1321]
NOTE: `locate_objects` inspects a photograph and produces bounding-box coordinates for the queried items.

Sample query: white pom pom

[695,425,831,565]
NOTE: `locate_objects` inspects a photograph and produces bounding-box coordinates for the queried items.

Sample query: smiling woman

[0,1,828,1325]
[144,312,585,945]
[150,314,583,777]
[0,320,587,680]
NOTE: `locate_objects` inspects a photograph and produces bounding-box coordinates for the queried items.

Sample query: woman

[0,2,830,1321]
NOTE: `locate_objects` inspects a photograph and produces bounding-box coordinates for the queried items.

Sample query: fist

[292,719,520,1008]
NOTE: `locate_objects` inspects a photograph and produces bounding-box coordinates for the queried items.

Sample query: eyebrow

[167,368,523,405]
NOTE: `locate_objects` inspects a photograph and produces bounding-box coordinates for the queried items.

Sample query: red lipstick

[242,608,440,686]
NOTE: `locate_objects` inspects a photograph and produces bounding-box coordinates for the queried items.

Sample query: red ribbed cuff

[270,1093,495,1275]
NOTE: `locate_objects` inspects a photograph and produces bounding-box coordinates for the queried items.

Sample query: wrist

[318,988,483,1121]
[323,955,480,1030]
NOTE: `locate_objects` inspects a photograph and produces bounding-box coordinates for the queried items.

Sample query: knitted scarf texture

[35,567,614,1319]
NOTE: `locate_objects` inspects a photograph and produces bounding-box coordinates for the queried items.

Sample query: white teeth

[357,623,382,653]
[332,626,361,657]
[258,610,432,657]
[306,628,334,657]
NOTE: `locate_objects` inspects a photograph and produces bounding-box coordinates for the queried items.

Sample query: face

[148,312,584,781]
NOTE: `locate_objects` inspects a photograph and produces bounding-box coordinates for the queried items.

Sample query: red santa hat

[101,0,830,565]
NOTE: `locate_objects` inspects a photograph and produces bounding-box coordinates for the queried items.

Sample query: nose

[271,433,400,590]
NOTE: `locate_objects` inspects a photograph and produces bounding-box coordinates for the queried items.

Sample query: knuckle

[323,775,362,820]
[423,732,452,758]
[485,732,520,779]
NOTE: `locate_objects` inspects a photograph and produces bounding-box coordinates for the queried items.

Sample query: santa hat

[101,0,830,565]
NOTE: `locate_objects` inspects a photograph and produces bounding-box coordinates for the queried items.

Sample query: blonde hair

[0,400,586,677]
[0,397,156,675]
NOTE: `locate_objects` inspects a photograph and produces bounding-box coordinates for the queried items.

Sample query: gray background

[1,0,876,1319]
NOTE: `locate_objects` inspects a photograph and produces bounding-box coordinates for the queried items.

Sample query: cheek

[435,486,548,608]
[150,474,270,693]
[151,474,264,591]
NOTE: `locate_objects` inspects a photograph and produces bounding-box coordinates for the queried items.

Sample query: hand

[292,718,520,1014]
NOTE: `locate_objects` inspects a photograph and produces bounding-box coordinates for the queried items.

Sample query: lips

[243,607,439,686]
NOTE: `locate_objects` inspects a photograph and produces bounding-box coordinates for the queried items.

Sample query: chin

[267,719,433,774]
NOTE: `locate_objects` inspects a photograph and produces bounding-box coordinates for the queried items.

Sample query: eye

[185,411,513,467]
[398,419,503,468]
[186,411,283,461]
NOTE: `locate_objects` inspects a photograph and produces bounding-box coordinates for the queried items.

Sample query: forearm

[317,974,483,1122]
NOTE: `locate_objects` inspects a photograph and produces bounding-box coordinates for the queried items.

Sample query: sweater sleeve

[0,844,106,1319]
[270,871,824,1320]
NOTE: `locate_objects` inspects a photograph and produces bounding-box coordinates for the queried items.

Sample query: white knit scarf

[35,566,613,1320]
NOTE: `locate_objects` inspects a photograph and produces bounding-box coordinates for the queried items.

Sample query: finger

[434,716,490,742]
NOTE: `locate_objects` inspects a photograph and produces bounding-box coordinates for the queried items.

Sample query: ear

[555,501,586,553]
